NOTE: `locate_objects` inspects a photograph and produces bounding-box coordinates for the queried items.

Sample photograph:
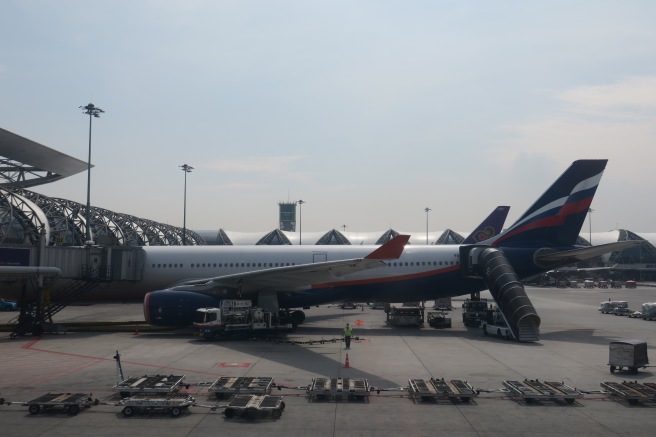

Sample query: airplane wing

[169,234,410,294]
[534,241,641,267]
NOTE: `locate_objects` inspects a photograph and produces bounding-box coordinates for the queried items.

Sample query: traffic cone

[344,353,350,368]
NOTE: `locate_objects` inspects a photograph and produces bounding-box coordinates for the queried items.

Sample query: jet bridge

[461,246,540,342]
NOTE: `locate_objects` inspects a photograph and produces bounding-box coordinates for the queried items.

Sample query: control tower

[278,201,297,231]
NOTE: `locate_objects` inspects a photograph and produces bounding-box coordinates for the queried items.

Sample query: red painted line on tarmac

[34,358,105,386]
[21,336,229,377]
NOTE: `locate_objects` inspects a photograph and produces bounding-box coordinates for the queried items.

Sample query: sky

[1,1,655,235]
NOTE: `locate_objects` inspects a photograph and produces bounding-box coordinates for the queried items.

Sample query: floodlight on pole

[588,208,594,245]
[180,164,194,245]
[80,103,104,245]
[298,200,305,245]
[425,207,431,245]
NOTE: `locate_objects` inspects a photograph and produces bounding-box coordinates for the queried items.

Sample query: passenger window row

[151,260,458,268]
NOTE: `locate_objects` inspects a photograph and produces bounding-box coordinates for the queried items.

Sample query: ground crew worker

[344,323,352,349]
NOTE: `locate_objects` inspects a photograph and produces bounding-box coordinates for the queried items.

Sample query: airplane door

[313,252,327,263]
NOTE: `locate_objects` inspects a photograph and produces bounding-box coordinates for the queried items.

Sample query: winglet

[364,235,410,260]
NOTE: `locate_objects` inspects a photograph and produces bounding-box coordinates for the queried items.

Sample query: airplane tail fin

[489,159,608,248]
[462,206,510,244]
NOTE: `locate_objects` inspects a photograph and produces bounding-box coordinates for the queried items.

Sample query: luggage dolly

[601,381,656,405]
[307,377,370,401]
[223,394,285,420]
[503,380,583,404]
[208,376,274,399]
[408,378,476,403]
[116,393,197,417]
[22,393,98,415]
[112,351,187,398]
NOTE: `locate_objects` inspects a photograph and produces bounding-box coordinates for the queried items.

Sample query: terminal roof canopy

[0,127,89,188]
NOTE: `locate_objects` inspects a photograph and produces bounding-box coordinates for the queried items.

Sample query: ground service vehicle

[386,306,423,326]
[481,308,512,340]
[433,297,452,310]
[427,311,451,328]
[0,299,17,311]
[193,300,293,340]
[608,339,649,374]
[462,298,489,327]
[599,300,628,314]
[642,303,656,320]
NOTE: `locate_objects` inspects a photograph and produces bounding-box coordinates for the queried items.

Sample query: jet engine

[144,290,221,326]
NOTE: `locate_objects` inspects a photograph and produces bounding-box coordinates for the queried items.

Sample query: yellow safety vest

[344,326,352,336]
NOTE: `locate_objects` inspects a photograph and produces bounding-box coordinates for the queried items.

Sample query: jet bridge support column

[463,247,540,342]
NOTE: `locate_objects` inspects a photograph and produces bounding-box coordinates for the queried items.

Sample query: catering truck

[192,300,293,340]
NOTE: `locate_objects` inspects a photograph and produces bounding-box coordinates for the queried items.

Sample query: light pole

[588,208,594,245]
[180,164,194,245]
[298,200,305,245]
[425,207,431,245]
[80,103,104,245]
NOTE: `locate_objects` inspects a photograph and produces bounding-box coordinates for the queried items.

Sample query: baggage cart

[208,376,274,399]
[307,377,370,401]
[408,378,475,403]
[601,381,656,405]
[23,393,96,415]
[223,394,285,419]
[608,339,649,374]
[114,374,187,398]
[116,393,196,417]
[503,379,583,404]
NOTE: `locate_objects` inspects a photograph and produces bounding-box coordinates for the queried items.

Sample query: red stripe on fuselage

[311,265,459,289]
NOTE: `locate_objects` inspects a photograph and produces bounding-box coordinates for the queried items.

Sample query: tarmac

[1,285,656,436]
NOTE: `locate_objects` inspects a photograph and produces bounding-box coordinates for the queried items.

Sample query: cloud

[557,76,656,119]
[200,155,302,173]
[493,76,656,176]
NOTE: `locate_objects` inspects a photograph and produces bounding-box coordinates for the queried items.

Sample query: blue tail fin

[463,206,510,244]
[490,159,607,248]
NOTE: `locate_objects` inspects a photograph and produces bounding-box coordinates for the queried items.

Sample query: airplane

[462,205,509,244]
[141,204,509,327]
[143,160,636,341]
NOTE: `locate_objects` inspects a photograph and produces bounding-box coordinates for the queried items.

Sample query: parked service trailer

[608,339,649,374]
[113,374,187,398]
[503,380,583,404]
[601,381,656,405]
[408,378,476,403]
[22,393,97,415]
[208,376,274,399]
[116,394,197,417]
[307,377,371,401]
[223,394,285,420]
